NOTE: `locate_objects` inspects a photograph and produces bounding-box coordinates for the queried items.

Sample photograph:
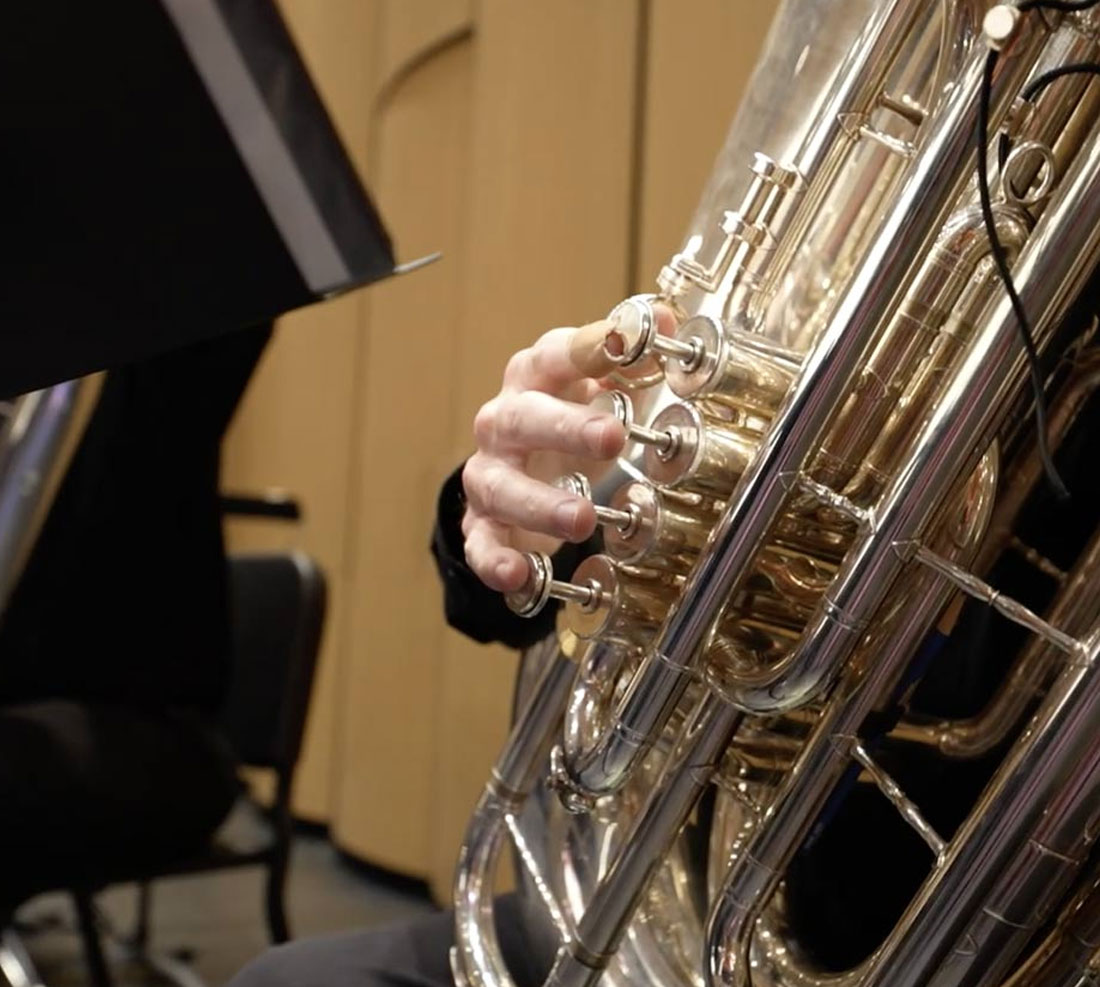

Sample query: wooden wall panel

[222,0,383,820]
[221,1,780,890]
[329,29,476,875]
[427,0,642,898]
[635,1,779,290]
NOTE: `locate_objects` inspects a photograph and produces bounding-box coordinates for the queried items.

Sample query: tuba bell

[453,2,1100,986]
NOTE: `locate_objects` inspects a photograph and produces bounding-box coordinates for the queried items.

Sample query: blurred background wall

[221,0,778,902]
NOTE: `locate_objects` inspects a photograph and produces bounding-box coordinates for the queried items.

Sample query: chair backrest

[219,551,327,773]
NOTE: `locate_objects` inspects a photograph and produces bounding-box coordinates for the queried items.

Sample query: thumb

[568,318,619,378]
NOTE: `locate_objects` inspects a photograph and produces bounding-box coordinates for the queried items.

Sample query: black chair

[70,549,327,987]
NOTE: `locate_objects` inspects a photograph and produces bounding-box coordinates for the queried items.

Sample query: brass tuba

[453,2,1100,986]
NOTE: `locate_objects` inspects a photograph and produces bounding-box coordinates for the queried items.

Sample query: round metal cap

[555,472,593,501]
[666,315,724,399]
[589,390,634,431]
[562,555,618,639]
[643,403,704,488]
[505,551,554,617]
[603,296,656,368]
[604,482,660,564]
[983,5,1020,50]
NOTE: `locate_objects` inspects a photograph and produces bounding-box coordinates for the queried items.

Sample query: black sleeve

[430,465,598,650]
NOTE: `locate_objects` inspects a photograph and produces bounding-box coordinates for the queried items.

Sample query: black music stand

[0,0,396,397]
[0,2,396,984]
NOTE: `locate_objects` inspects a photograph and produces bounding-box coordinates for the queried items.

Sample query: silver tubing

[563,11,1036,799]
[0,380,92,611]
[706,565,956,987]
[0,930,45,987]
[453,648,577,987]
[863,629,1100,987]
[914,546,1085,657]
[1002,872,1100,987]
[899,523,1100,758]
[706,59,1100,987]
[661,23,1033,708]
[849,741,947,862]
[748,0,973,324]
[545,694,743,987]
[841,106,1100,987]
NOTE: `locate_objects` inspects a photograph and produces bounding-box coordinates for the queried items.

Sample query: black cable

[997,61,1100,173]
[1022,60,1100,100]
[977,48,1069,498]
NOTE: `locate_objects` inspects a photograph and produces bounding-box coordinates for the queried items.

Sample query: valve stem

[505,551,602,617]
[593,391,680,457]
[556,473,640,536]
[651,333,703,368]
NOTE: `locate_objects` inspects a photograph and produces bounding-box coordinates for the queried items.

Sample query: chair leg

[130,882,152,954]
[266,784,294,944]
[264,851,290,944]
[72,892,114,987]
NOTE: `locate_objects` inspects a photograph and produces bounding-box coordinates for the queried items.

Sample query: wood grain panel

[222,1,780,884]
[329,34,476,876]
[427,0,642,898]
[635,0,778,290]
[223,0,384,820]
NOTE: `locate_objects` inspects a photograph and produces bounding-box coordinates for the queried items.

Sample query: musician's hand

[461,305,676,593]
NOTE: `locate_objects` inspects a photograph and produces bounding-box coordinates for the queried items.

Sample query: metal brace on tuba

[454,2,1100,986]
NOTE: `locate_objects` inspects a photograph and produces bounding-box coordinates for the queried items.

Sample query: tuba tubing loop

[707,80,1100,987]
[557,0,1038,810]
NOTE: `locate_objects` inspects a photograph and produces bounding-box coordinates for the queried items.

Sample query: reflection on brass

[751,545,837,612]
[705,618,804,700]
[665,315,795,415]
[771,509,854,563]
[643,402,757,496]
[560,555,680,647]
[603,481,717,572]
[459,10,1100,987]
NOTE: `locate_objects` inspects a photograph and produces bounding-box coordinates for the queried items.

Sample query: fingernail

[555,500,581,536]
[495,558,515,584]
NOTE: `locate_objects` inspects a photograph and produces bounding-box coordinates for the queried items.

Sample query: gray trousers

[228,894,549,987]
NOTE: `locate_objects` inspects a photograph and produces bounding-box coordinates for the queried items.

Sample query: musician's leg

[0,699,239,913]
[227,893,546,987]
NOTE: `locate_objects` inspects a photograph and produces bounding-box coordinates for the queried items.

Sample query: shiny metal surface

[453,5,1100,987]
[0,378,101,613]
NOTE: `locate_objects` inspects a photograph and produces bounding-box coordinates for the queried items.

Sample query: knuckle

[498,402,524,445]
[472,401,500,448]
[463,538,481,572]
[527,343,549,381]
[462,452,485,492]
[522,489,543,522]
[479,464,509,516]
[504,349,531,385]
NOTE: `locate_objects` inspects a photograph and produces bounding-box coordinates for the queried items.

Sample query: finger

[473,392,625,460]
[464,458,597,543]
[503,320,618,394]
[463,516,529,592]
[568,319,620,378]
[653,300,679,337]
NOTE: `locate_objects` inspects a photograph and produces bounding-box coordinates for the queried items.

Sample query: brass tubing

[894,523,1100,758]
[830,114,1100,987]
[453,645,579,987]
[747,0,943,326]
[706,61,1100,987]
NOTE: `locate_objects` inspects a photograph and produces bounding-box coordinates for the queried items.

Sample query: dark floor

[11,830,437,987]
